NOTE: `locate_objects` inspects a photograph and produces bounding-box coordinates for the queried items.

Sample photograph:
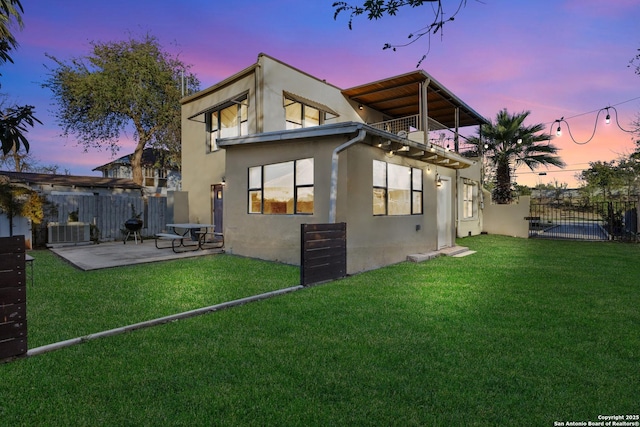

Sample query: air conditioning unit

[47,222,91,245]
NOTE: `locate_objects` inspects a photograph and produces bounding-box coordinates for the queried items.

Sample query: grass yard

[2,235,639,426]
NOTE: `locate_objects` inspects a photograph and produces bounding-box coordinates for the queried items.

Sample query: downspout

[328,128,367,223]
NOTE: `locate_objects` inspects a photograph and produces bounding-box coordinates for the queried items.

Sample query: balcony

[369,115,479,158]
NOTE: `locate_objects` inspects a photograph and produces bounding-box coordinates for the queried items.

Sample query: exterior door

[212,184,224,233]
[437,176,452,249]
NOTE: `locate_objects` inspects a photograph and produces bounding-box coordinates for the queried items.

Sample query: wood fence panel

[300,223,346,286]
[145,197,167,235]
[0,235,27,362]
[43,193,169,243]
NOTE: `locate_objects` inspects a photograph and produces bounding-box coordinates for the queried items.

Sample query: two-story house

[181,53,488,273]
[93,148,181,196]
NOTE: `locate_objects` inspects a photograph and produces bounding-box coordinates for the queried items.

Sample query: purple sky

[3,0,639,186]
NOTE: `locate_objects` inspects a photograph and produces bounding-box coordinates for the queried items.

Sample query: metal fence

[529,200,639,241]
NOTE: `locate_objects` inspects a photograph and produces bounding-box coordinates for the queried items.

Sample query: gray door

[212,184,224,233]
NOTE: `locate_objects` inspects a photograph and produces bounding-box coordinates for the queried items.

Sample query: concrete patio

[50,240,224,271]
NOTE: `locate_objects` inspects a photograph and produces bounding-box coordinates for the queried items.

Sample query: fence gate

[300,223,346,286]
[529,199,639,241]
[0,236,27,362]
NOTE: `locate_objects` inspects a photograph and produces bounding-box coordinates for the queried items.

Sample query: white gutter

[328,128,367,223]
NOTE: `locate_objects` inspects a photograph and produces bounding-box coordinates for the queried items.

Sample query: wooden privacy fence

[43,194,167,242]
[300,223,346,286]
[0,236,27,362]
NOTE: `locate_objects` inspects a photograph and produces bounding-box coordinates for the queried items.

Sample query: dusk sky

[3,0,639,187]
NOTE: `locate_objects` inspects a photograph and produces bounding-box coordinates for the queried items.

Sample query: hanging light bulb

[556,125,562,137]
[605,109,611,124]
[483,143,489,149]
[517,138,522,144]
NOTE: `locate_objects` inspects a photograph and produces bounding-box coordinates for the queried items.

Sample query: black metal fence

[529,200,638,241]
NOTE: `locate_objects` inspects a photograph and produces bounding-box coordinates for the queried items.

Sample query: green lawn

[2,235,639,426]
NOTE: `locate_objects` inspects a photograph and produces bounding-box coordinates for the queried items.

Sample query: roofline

[218,122,475,168]
[181,52,344,107]
[343,69,489,126]
[421,70,490,125]
[0,171,143,190]
[181,63,259,105]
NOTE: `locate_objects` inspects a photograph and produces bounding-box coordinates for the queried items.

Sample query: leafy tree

[43,34,199,185]
[580,159,639,200]
[0,0,41,155]
[469,109,565,204]
[514,184,531,197]
[333,0,472,66]
[0,176,45,236]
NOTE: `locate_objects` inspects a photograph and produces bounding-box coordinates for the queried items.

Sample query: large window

[462,181,477,219]
[373,160,423,216]
[249,158,314,215]
[208,94,248,151]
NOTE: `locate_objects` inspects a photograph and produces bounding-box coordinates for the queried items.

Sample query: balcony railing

[369,115,420,135]
[369,115,480,158]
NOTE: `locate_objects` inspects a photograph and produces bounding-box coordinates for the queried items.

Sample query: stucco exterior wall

[457,160,484,238]
[259,55,366,132]
[181,69,257,223]
[482,191,530,238]
[344,144,440,272]
[222,137,334,266]
[223,135,446,274]
[181,54,371,225]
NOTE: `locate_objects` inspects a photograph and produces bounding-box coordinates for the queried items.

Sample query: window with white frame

[463,181,477,219]
[143,167,155,187]
[373,160,423,216]
[157,169,167,188]
[249,158,314,215]
[207,94,248,151]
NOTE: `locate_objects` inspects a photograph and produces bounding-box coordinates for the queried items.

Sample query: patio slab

[50,240,224,271]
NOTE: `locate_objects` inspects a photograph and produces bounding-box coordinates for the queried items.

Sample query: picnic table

[155,223,224,253]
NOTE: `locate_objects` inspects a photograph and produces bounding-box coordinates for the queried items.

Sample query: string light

[550,105,635,145]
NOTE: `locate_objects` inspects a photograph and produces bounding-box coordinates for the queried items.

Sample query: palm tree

[0,1,40,156]
[471,109,565,204]
[0,0,23,64]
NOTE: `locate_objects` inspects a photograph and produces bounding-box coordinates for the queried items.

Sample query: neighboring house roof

[0,171,142,190]
[92,148,179,172]
[342,70,489,128]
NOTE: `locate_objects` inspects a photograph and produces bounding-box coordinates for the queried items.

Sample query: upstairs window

[207,94,248,151]
[283,92,338,130]
[285,96,321,129]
